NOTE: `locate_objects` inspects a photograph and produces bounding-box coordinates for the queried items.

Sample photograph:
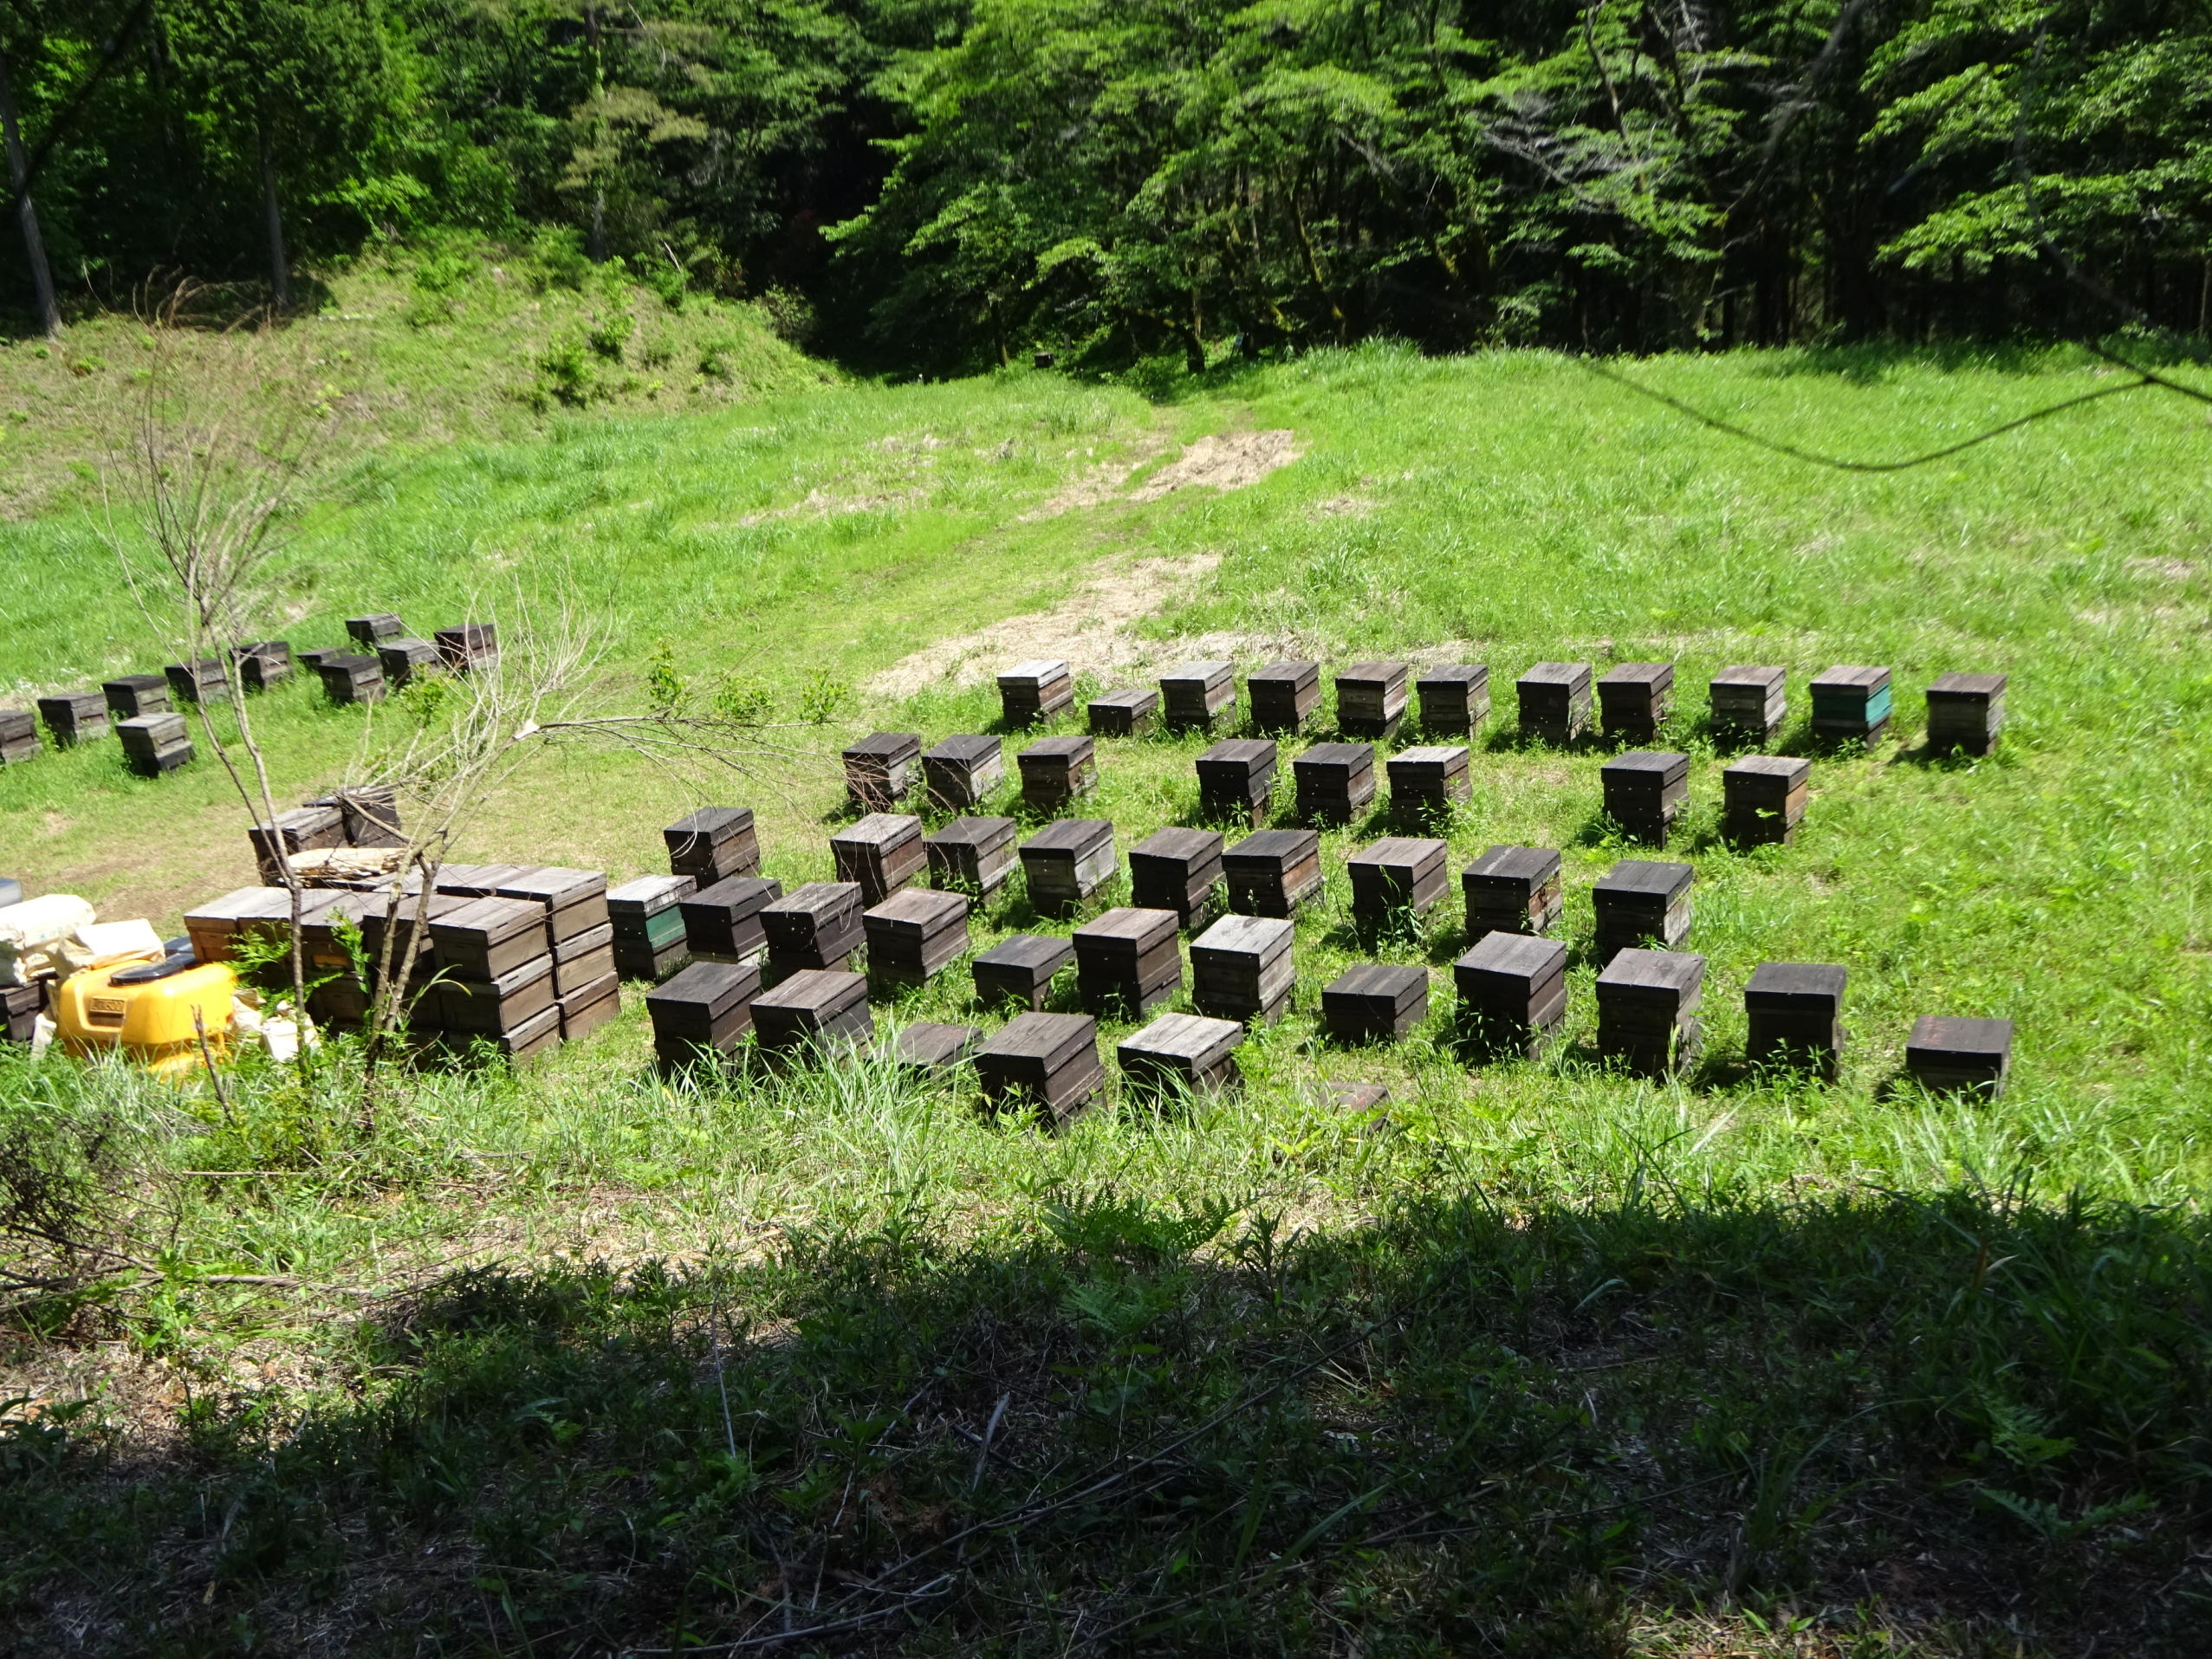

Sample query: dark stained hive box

[762,883,866,974]
[312,784,405,849]
[1346,837,1449,929]
[553,923,616,995]
[681,875,783,963]
[234,640,292,691]
[165,658,230,705]
[1087,687,1159,738]
[376,638,444,689]
[1453,931,1568,1060]
[1810,665,1892,745]
[922,735,1004,811]
[295,648,347,672]
[1019,819,1116,913]
[451,1002,561,1061]
[185,885,295,963]
[1744,962,1846,1074]
[665,807,760,885]
[1416,664,1489,736]
[431,895,550,982]
[1073,906,1183,1015]
[1462,845,1564,940]
[37,692,106,748]
[1597,662,1674,743]
[1128,827,1224,931]
[1196,739,1277,826]
[1385,744,1470,821]
[434,623,499,673]
[1017,735,1097,812]
[998,659,1075,727]
[1600,750,1691,846]
[1190,913,1294,1025]
[558,973,622,1041]
[752,969,873,1062]
[1248,661,1321,733]
[1159,660,1237,732]
[495,867,611,944]
[317,653,386,704]
[831,813,927,906]
[862,886,971,985]
[357,891,473,976]
[873,1021,981,1073]
[1595,948,1705,1078]
[1321,963,1430,1045]
[972,933,1074,1010]
[1335,661,1410,739]
[843,731,923,813]
[0,710,39,765]
[118,712,192,775]
[248,804,345,882]
[345,614,405,647]
[5,982,47,1044]
[1223,828,1322,917]
[438,952,556,1035]
[1709,665,1787,746]
[102,673,171,719]
[1293,742,1376,824]
[1517,662,1593,744]
[1592,859,1694,963]
[1905,1014,2013,1096]
[1926,672,2006,755]
[645,960,761,1066]
[1118,1011,1244,1098]
[1722,755,1810,847]
[975,1012,1104,1123]
[926,815,1018,900]
[608,873,696,981]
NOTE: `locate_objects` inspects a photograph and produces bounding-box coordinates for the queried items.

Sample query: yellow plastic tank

[55,949,237,1079]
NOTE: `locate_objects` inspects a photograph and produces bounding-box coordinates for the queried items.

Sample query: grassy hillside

[3,337,2210,1654]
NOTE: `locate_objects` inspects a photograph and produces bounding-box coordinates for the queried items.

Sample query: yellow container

[55,955,237,1071]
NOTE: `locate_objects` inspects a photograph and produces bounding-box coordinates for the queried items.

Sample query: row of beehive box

[975,658,2007,752]
[0,617,497,778]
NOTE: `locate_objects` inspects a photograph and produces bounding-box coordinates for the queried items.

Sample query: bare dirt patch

[1129,429,1301,501]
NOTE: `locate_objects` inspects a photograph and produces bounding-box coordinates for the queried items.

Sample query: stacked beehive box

[1743,962,1845,1075]
[118,712,193,775]
[1223,828,1321,917]
[1074,907,1182,1014]
[1190,914,1294,1025]
[1595,949,1703,1078]
[377,638,444,689]
[1335,662,1410,739]
[313,785,405,848]
[346,614,405,648]
[608,874,695,981]
[1346,837,1449,932]
[762,883,866,975]
[1904,1014,2014,1095]
[1925,672,2006,755]
[1117,1012,1244,1099]
[1809,666,1891,745]
[1709,665,1787,746]
[37,690,108,747]
[998,659,1074,727]
[496,867,618,1041]
[1721,755,1809,846]
[235,641,292,691]
[922,735,1003,811]
[1248,661,1320,732]
[299,895,375,1029]
[1453,932,1568,1060]
[645,960,759,1071]
[976,1012,1103,1123]
[862,888,971,986]
[831,813,925,905]
[1516,663,1593,744]
[1129,828,1223,931]
[103,674,170,719]
[1600,750,1690,846]
[1462,846,1563,940]
[843,732,922,812]
[1385,745,1469,821]
[1596,663,1673,743]
[1321,964,1429,1044]
[1592,859,1693,962]
[434,624,499,673]
[1019,819,1116,912]
[1018,736,1097,812]
[431,895,562,1060]
[925,815,1017,900]
[1159,661,1236,732]
[972,935,1073,1010]
[1293,742,1375,823]
[0,710,38,766]
[165,658,230,705]
[249,803,347,881]
[1196,739,1276,826]
[681,875,782,964]
[1087,687,1159,737]
[1416,664,1489,737]
[317,654,386,704]
[665,807,760,885]
[753,969,872,1064]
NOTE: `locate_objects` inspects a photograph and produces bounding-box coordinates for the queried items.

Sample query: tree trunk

[0,42,61,338]
[258,120,291,312]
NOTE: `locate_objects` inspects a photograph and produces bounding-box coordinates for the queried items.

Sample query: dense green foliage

[3,0,2209,360]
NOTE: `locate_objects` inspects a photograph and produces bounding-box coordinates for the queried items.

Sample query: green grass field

[3,295,2210,1654]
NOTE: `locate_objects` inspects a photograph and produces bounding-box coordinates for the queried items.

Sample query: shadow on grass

[7,1189,2209,1655]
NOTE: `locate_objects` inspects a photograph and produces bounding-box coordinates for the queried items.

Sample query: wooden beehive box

[430,895,549,982]
[975,1011,1104,1123]
[317,654,386,705]
[831,813,927,906]
[1721,755,1810,847]
[1515,662,1593,744]
[1709,665,1787,746]
[925,814,1019,900]
[0,710,39,765]
[1596,662,1674,743]
[36,692,105,748]
[862,887,971,985]
[1019,818,1116,912]
[376,638,444,689]
[496,867,611,946]
[1159,660,1237,732]
[1117,1011,1244,1098]
[1904,1014,2014,1095]
[1072,906,1183,1015]
[165,658,230,705]
[102,674,171,720]
[1594,948,1705,1077]
[310,784,405,849]
[1809,665,1891,745]
[762,883,866,973]
[1416,664,1489,736]
[1017,735,1097,812]
[922,735,1004,812]
[1744,962,1846,1074]
[438,951,557,1036]
[1592,859,1693,963]
[1452,931,1568,1059]
[1223,828,1321,917]
[1925,672,2006,755]
[1334,661,1409,739]
[557,966,621,1041]
[434,623,499,673]
[843,732,923,813]
[1321,963,1430,1044]
[1346,837,1449,928]
[1248,661,1320,733]
[1385,745,1469,821]
[608,873,696,982]
[1600,750,1690,846]
[1195,739,1277,826]
[997,659,1074,727]
[1292,742,1376,824]
[117,712,192,775]
[972,933,1074,1010]
[680,875,783,962]
[345,614,405,647]
[1127,827,1224,931]
[1190,913,1295,1025]
[753,969,873,1062]
[248,804,345,883]
[646,959,762,1065]
[234,640,292,691]
[1087,687,1160,738]
[665,807,760,885]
